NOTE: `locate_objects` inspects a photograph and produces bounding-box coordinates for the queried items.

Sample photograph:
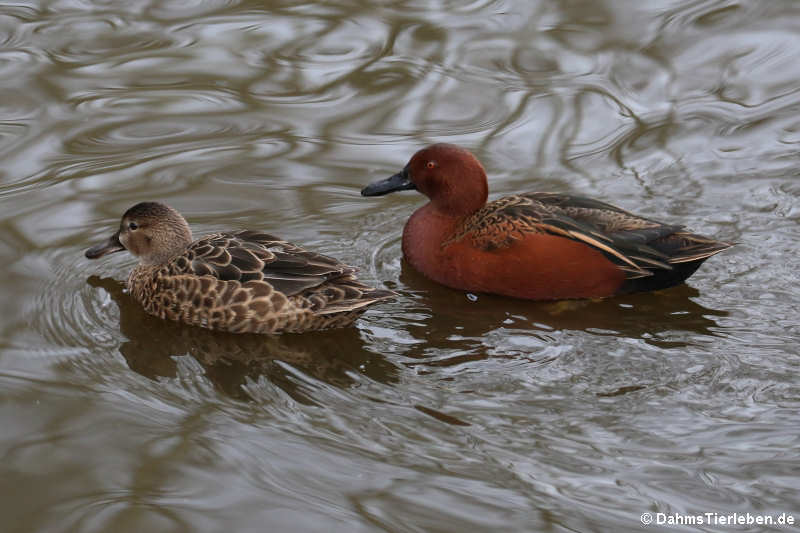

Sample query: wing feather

[445,193,730,280]
[164,231,355,296]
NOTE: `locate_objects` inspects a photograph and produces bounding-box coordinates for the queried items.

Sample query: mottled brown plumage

[85,202,394,333]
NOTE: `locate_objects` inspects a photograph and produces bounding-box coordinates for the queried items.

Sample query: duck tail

[662,232,735,264]
[307,275,396,315]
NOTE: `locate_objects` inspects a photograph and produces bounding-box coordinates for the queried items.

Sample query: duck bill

[85,231,125,259]
[361,167,416,196]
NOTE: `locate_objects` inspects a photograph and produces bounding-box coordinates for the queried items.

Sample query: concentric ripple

[1,1,800,532]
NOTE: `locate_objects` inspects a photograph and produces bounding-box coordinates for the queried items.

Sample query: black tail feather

[618,232,732,294]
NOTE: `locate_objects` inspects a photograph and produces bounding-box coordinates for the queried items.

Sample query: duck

[361,143,733,300]
[85,202,395,333]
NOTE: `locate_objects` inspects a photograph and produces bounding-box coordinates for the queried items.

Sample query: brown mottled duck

[85,202,394,333]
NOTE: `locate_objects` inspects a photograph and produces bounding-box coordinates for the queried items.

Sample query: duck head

[85,202,193,266]
[361,143,489,216]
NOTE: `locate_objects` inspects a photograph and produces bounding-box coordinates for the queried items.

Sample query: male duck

[361,143,732,300]
[85,202,394,333]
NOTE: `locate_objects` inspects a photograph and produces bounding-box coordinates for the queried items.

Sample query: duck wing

[448,193,731,279]
[166,231,358,296]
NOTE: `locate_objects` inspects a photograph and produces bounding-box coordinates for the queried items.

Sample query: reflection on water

[398,259,728,344]
[86,276,400,403]
[1,0,799,532]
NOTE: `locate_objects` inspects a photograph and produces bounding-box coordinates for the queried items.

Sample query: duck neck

[141,247,182,267]
[137,229,192,267]
[431,183,487,217]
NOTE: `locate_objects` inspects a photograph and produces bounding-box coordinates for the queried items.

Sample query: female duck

[85,202,394,333]
[362,143,732,300]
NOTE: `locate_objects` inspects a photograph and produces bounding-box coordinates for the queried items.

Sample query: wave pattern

[0,0,798,532]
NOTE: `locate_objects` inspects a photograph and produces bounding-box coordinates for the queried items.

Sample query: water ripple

[1,1,800,532]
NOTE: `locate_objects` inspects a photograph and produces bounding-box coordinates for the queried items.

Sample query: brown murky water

[1,1,799,532]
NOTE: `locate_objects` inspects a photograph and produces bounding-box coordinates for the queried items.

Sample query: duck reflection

[398,259,729,349]
[87,276,399,403]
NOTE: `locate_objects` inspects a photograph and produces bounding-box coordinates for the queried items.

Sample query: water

[1,1,799,532]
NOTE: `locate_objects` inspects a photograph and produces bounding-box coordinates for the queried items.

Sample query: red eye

[426,161,436,169]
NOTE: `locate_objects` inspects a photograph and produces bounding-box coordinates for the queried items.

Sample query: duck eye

[426,161,436,169]
[128,221,138,230]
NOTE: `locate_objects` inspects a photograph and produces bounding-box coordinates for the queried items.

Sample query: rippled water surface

[1,1,799,532]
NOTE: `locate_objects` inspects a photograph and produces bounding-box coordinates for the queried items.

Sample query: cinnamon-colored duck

[361,143,732,300]
[85,202,394,333]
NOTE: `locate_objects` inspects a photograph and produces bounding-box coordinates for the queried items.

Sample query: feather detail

[87,203,394,334]
[443,193,733,281]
